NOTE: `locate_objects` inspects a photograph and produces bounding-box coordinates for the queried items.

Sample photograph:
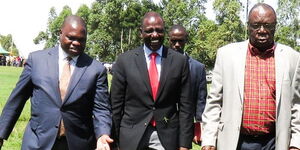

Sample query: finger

[103,143,110,150]
[106,137,114,143]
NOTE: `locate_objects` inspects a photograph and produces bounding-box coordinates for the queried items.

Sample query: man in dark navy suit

[169,24,207,144]
[0,15,112,150]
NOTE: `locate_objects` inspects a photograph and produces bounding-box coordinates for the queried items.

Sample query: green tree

[191,0,245,68]
[76,4,91,23]
[85,0,161,62]
[0,34,19,56]
[34,6,72,48]
[275,0,300,51]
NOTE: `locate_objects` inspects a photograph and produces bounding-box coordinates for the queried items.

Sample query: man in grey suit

[201,3,300,150]
[168,24,207,144]
[0,15,113,150]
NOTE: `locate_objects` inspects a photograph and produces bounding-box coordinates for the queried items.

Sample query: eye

[143,28,164,34]
[155,29,164,33]
[264,24,276,30]
[171,40,184,43]
[143,29,154,34]
[250,24,260,29]
[249,23,276,30]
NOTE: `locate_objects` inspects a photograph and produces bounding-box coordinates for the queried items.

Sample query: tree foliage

[34,6,72,48]
[0,34,19,56]
[275,0,300,51]
[33,0,299,68]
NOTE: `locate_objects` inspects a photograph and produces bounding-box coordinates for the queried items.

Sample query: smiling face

[141,14,165,51]
[248,5,276,51]
[60,17,87,57]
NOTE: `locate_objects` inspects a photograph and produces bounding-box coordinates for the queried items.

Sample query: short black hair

[248,3,277,22]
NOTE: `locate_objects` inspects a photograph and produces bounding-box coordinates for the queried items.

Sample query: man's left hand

[96,134,113,150]
[179,147,189,150]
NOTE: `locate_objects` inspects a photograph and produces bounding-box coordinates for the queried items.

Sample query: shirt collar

[248,43,276,58]
[59,45,79,63]
[143,44,163,57]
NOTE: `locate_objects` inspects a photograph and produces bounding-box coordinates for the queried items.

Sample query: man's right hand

[201,145,216,150]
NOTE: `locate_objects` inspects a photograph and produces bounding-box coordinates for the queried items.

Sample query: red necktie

[148,52,159,127]
[148,52,159,100]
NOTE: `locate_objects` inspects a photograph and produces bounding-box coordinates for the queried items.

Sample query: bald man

[0,15,112,150]
[201,3,300,150]
[111,12,193,150]
[169,25,207,144]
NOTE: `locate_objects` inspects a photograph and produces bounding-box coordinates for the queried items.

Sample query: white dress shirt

[58,46,79,79]
[143,44,162,80]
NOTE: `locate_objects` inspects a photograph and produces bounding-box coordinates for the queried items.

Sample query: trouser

[137,125,165,150]
[237,133,275,150]
[52,136,69,150]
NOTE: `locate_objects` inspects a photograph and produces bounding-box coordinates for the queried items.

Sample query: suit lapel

[63,53,88,104]
[237,41,248,104]
[156,47,172,101]
[134,47,153,98]
[274,43,283,111]
[47,46,61,106]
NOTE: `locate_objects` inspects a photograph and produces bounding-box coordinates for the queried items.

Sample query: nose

[257,25,267,33]
[71,40,81,46]
[175,42,180,47]
[151,31,159,37]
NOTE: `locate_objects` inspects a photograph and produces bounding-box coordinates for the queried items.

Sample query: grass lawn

[0,66,30,150]
[0,66,201,150]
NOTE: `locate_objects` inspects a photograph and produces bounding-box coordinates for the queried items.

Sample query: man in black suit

[169,25,207,144]
[0,15,112,150]
[110,12,194,150]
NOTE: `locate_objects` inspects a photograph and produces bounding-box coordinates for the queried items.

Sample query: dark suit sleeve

[179,58,194,148]
[93,65,112,138]
[110,55,126,146]
[0,54,34,139]
[195,65,207,122]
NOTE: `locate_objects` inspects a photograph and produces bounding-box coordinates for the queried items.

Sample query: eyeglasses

[248,23,276,30]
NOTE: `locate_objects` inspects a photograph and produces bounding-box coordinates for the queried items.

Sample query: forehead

[62,22,86,35]
[170,28,186,36]
[249,6,276,23]
[142,16,164,28]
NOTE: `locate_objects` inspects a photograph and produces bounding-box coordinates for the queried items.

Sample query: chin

[69,51,82,56]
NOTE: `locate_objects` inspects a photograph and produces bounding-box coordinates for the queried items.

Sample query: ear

[139,27,143,38]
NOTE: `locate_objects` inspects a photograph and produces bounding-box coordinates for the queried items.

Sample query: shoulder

[116,46,142,61]
[218,40,247,53]
[276,43,300,56]
[215,41,248,61]
[27,47,58,62]
[189,56,205,68]
[166,47,186,61]
[29,47,57,57]
[121,46,142,56]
